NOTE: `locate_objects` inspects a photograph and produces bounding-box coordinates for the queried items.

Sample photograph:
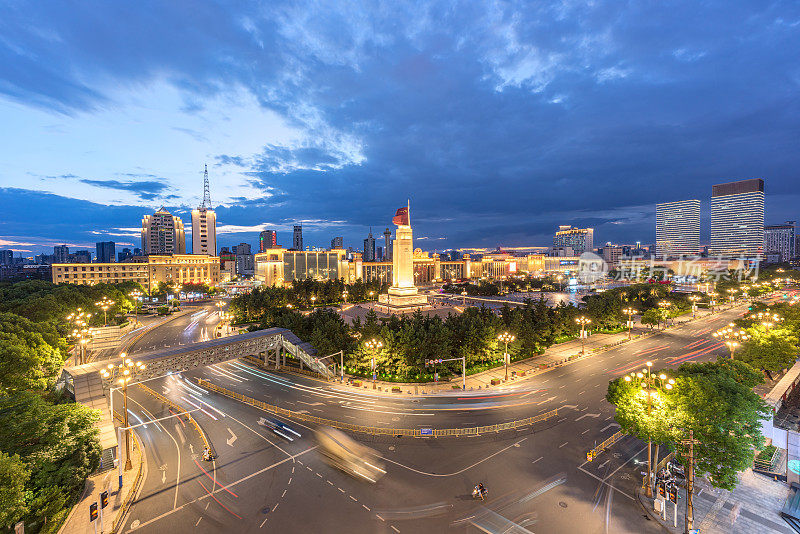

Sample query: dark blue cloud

[80,179,168,201]
[1,1,799,252]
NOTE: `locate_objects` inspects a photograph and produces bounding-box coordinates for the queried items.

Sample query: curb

[111,431,145,533]
[636,487,677,533]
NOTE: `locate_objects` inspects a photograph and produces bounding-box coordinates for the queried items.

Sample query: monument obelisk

[379,200,428,309]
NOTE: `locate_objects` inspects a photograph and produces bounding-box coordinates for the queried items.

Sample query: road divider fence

[586,430,626,462]
[195,378,559,438]
[136,382,215,457]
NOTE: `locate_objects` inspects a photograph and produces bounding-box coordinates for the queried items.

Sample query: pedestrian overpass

[60,328,330,467]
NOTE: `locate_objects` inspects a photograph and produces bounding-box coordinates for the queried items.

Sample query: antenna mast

[202,164,212,208]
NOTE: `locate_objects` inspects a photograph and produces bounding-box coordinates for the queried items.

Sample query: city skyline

[1,2,799,254]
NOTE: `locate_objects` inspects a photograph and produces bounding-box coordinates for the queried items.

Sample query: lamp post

[311,295,317,307]
[713,323,750,359]
[708,291,717,314]
[101,354,145,471]
[688,295,700,318]
[622,307,637,340]
[67,308,93,364]
[657,300,672,329]
[624,363,674,498]
[129,290,143,326]
[342,290,348,304]
[575,316,591,354]
[461,290,467,305]
[498,332,515,381]
[96,296,115,326]
[364,339,383,389]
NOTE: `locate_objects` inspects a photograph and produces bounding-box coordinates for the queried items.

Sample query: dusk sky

[1,1,798,256]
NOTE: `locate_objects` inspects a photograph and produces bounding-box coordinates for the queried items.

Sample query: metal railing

[136,382,214,455]
[587,430,626,461]
[196,378,558,437]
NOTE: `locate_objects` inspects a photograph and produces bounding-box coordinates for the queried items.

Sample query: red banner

[392,206,409,226]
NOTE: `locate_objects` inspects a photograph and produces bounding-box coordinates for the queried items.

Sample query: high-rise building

[292,225,303,250]
[191,165,217,256]
[71,250,92,263]
[330,236,343,249]
[234,243,255,276]
[0,250,13,266]
[141,207,186,255]
[96,241,115,263]
[117,248,133,262]
[710,178,764,257]
[553,226,594,255]
[383,228,392,261]
[764,222,796,263]
[133,247,143,256]
[363,228,376,262]
[260,230,278,252]
[655,199,701,257]
[53,245,70,263]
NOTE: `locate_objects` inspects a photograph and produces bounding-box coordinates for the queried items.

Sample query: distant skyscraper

[764,222,795,263]
[133,247,143,256]
[234,242,254,276]
[0,250,12,266]
[260,230,278,252]
[377,246,383,261]
[191,165,217,256]
[293,225,303,250]
[330,236,343,249]
[363,228,376,261]
[553,226,594,255]
[96,241,116,263]
[656,200,700,257]
[383,228,392,261]
[118,248,133,262]
[71,250,92,263]
[710,178,764,257]
[53,245,69,263]
[142,207,186,255]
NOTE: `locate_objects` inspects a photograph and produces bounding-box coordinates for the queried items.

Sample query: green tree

[640,308,662,328]
[607,359,769,491]
[738,326,798,379]
[0,313,66,394]
[0,451,30,526]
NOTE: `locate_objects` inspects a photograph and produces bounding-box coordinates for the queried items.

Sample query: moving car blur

[314,426,386,483]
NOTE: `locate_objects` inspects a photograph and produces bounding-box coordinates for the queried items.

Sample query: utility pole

[680,429,699,534]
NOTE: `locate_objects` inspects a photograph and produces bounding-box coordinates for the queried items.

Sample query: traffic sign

[420,428,433,436]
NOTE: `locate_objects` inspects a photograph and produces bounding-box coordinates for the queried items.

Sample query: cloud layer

[0,1,798,254]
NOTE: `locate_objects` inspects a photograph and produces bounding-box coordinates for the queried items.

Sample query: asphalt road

[118,299,758,533]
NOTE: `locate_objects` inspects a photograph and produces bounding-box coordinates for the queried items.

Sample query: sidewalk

[638,468,793,534]
[337,307,723,396]
[59,433,144,534]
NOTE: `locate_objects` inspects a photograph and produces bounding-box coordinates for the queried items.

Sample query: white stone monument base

[378,293,429,309]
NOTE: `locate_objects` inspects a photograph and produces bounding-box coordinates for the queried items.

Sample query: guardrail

[136,382,214,456]
[586,430,626,461]
[110,431,144,533]
[196,378,558,437]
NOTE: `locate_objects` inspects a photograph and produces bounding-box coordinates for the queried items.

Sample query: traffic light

[100,490,109,508]
[657,482,666,498]
[668,484,678,503]
[89,502,98,522]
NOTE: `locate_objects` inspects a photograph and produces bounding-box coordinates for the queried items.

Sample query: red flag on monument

[392,206,409,226]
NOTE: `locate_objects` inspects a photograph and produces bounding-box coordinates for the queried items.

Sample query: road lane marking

[350,496,358,502]
[532,457,543,464]
[379,438,527,477]
[363,504,371,511]
[558,442,568,448]
[127,446,317,531]
[195,517,202,526]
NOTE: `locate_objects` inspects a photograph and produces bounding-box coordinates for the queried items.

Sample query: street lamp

[461,290,467,305]
[311,295,317,307]
[95,296,115,326]
[342,290,348,304]
[575,316,591,354]
[713,323,750,359]
[498,332,515,381]
[364,338,383,389]
[624,363,675,498]
[101,354,145,471]
[752,311,783,332]
[622,307,637,340]
[688,295,700,318]
[657,300,672,329]
[129,290,143,326]
[67,308,93,364]
[708,291,718,313]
